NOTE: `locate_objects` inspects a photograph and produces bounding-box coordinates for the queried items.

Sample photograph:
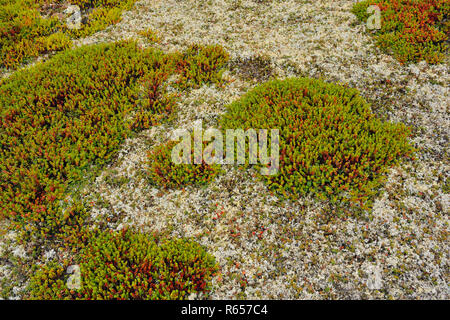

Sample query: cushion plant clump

[220,77,415,210]
[28,229,218,300]
[353,0,449,64]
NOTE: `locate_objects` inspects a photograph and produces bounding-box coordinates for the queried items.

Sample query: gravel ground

[1,0,449,299]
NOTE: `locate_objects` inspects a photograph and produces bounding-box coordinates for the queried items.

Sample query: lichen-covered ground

[1,0,448,299]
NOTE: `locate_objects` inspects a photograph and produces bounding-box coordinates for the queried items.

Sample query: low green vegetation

[0,0,137,69]
[147,139,221,189]
[353,0,449,64]
[0,0,442,301]
[28,229,218,300]
[220,77,415,210]
[0,41,175,241]
[0,39,229,300]
[0,40,229,242]
[139,28,162,43]
[174,44,230,89]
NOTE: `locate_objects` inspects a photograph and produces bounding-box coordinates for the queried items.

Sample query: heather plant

[353,0,449,64]
[28,229,218,300]
[147,139,221,189]
[0,0,137,69]
[0,41,176,240]
[220,78,415,210]
[174,44,230,89]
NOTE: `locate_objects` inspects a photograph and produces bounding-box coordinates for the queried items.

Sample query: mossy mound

[28,229,218,300]
[353,0,449,64]
[220,77,415,209]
